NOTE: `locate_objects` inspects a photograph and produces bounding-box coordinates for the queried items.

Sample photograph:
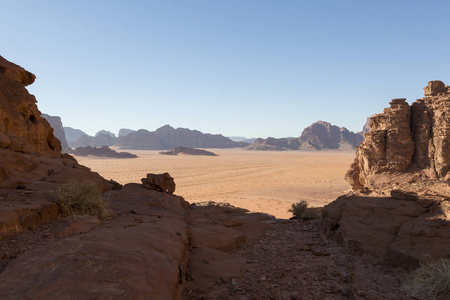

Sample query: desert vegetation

[401,258,450,300]
[50,180,109,219]
[288,200,322,220]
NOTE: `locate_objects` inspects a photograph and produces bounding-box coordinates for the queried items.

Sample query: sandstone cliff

[321,81,450,268]
[0,56,61,157]
[346,81,450,189]
[41,114,69,150]
[246,121,363,151]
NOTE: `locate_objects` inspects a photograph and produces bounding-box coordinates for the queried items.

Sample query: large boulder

[141,173,176,194]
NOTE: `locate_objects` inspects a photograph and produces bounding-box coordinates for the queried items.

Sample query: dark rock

[68,146,137,158]
[141,172,176,194]
[160,147,217,156]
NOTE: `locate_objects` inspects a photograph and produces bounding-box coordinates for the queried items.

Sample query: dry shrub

[50,180,109,219]
[401,258,450,300]
[288,200,322,220]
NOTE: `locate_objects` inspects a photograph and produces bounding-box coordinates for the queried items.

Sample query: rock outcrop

[117,125,247,150]
[41,114,69,150]
[68,146,137,158]
[246,121,363,151]
[160,147,217,156]
[346,81,450,189]
[322,81,450,267]
[0,55,61,157]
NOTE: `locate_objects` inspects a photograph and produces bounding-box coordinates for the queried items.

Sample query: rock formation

[95,130,116,138]
[118,128,136,137]
[69,133,117,148]
[64,127,87,144]
[117,125,247,150]
[246,121,363,151]
[68,146,137,158]
[321,81,450,268]
[0,56,61,157]
[160,147,218,156]
[41,114,69,150]
[141,173,176,194]
[0,55,280,299]
[346,81,450,189]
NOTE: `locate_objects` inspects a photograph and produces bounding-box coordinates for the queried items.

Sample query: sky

[1,1,450,138]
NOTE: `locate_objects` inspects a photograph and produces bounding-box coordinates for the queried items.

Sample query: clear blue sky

[1,1,449,138]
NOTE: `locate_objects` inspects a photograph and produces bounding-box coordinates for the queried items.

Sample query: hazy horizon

[2,1,449,138]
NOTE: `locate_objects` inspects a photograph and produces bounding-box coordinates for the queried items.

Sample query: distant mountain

[118,128,136,137]
[357,117,370,136]
[96,130,116,138]
[69,133,117,148]
[227,136,256,144]
[64,127,87,144]
[116,125,247,150]
[41,114,69,150]
[246,121,363,151]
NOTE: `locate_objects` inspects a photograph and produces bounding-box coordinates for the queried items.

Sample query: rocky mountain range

[115,125,247,150]
[246,121,363,151]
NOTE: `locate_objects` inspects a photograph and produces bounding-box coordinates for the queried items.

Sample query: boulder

[141,172,176,194]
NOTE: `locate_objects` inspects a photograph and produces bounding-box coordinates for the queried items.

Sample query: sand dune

[74,148,355,219]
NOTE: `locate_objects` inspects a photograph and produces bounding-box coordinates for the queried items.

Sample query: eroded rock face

[0,55,61,158]
[346,81,450,189]
[41,114,69,150]
[141,173,176,194]
[246,121,363,151]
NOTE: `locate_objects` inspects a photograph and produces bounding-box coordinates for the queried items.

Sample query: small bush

[288,200,322,220]
[50,180,109,219]
[401,258,450,300]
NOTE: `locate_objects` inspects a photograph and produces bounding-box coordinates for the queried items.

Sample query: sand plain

[74,148,355,219]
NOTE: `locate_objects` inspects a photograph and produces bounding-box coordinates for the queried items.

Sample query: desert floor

[75,149,355,219]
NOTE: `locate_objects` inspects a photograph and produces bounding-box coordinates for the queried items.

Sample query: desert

[2,1,450,299]
[75,148,355,219]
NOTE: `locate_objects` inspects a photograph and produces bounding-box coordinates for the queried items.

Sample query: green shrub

[401,258,450,300]
[288,200,322,220]
[50,180,109,219]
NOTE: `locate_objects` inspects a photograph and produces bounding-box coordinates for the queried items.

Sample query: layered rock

[246,121,363,151]
[0,55,61,157]
[346,81,450,189]
[41,114,69,150]
[322,81,450,267]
